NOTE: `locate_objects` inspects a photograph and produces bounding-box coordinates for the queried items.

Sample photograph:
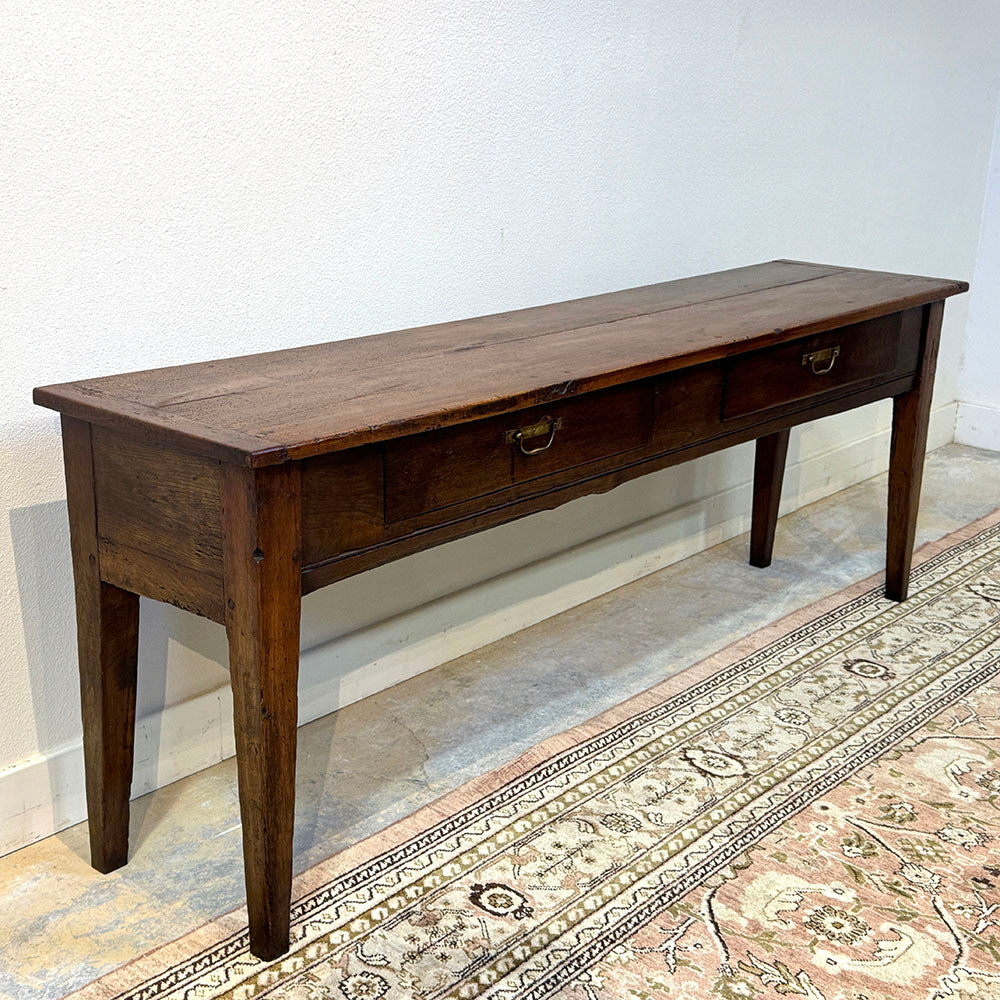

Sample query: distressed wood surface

[42,263,966,962]
[62,415,141,873]
[221,462,303,960]
[299,374,918,593]
[34,261,966,466]
[385,381,654,523]
[721,309,920,420]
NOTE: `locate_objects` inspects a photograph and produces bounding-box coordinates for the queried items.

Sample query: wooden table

[34,259,967,959]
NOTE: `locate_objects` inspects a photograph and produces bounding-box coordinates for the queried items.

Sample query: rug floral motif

[73,513,1000,1000]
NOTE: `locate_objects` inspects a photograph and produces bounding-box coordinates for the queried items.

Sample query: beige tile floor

[1,443,998,999]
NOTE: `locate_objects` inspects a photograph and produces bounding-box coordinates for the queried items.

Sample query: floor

[1,443,998,1000]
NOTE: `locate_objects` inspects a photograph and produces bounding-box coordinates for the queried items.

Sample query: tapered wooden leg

[221,462,302,961]
[62,416,140,873]
[749,427,791,569]
[886,301,944,602]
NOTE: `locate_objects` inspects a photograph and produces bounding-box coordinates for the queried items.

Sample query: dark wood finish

[301,446,385,566]
[221,462,302,960]
[749,429,791,568]
[385,382,654,522]
[886,301,945,601]
[91,425,225,621]
[300,373,919,593]
[35,262,966,466]
[298,350,925,576]
[61,416,140,873]
[723,309,921,420]
[99,539,226,624]
[92,425,224,574]
[36,262,966,959]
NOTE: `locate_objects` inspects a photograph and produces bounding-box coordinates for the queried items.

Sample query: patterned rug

[73,511,1000,1000]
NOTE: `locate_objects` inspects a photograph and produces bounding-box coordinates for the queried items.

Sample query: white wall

[958,100,1000,451]
[3,1,999,853]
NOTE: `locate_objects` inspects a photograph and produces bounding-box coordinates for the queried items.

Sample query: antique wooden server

[34,259,967,959]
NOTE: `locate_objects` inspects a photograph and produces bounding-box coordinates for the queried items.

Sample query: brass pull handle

[802,346,840,375]
[505,417,562,455]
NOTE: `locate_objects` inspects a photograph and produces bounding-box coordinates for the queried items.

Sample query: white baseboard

[955,400,1000,452]
[0,401,957,858]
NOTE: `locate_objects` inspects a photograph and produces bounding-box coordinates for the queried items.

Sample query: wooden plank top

[34,260,967,466]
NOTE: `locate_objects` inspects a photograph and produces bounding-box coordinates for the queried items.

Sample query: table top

[34,259,966,466]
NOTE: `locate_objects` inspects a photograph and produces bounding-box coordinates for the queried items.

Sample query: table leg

[62,416,140,873]
[221,462,302,961]
[749,427,790,569]
[886,300,944,602]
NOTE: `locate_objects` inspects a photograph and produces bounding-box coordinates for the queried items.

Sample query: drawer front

[722,309,922,421]
[385,382,655,522]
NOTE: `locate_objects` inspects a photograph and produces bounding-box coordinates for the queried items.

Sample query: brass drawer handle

[802,346,840,375]
[505,417,562,455]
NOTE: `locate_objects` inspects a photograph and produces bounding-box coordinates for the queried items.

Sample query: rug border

[64,506,1000,999]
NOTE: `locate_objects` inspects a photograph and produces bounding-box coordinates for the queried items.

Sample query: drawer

[385,382,655,522]
[722,309,922,421]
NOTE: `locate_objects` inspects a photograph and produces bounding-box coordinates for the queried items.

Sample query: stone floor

[1,443,998,999]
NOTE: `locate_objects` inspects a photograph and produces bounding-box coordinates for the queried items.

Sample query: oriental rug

[72,510,1000,1000]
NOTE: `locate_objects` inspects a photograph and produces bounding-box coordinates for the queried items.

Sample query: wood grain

[41,265,965,962]
[99,539,226,623]
[90,425,226,618]
[722,309,919,420]
[34,262,966,465]
[385,381,654,522]
[92,425,224,574]
[221,462,302,960]
[300,373,917,592]
[300,446,385,567]
[62,416,140,873]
